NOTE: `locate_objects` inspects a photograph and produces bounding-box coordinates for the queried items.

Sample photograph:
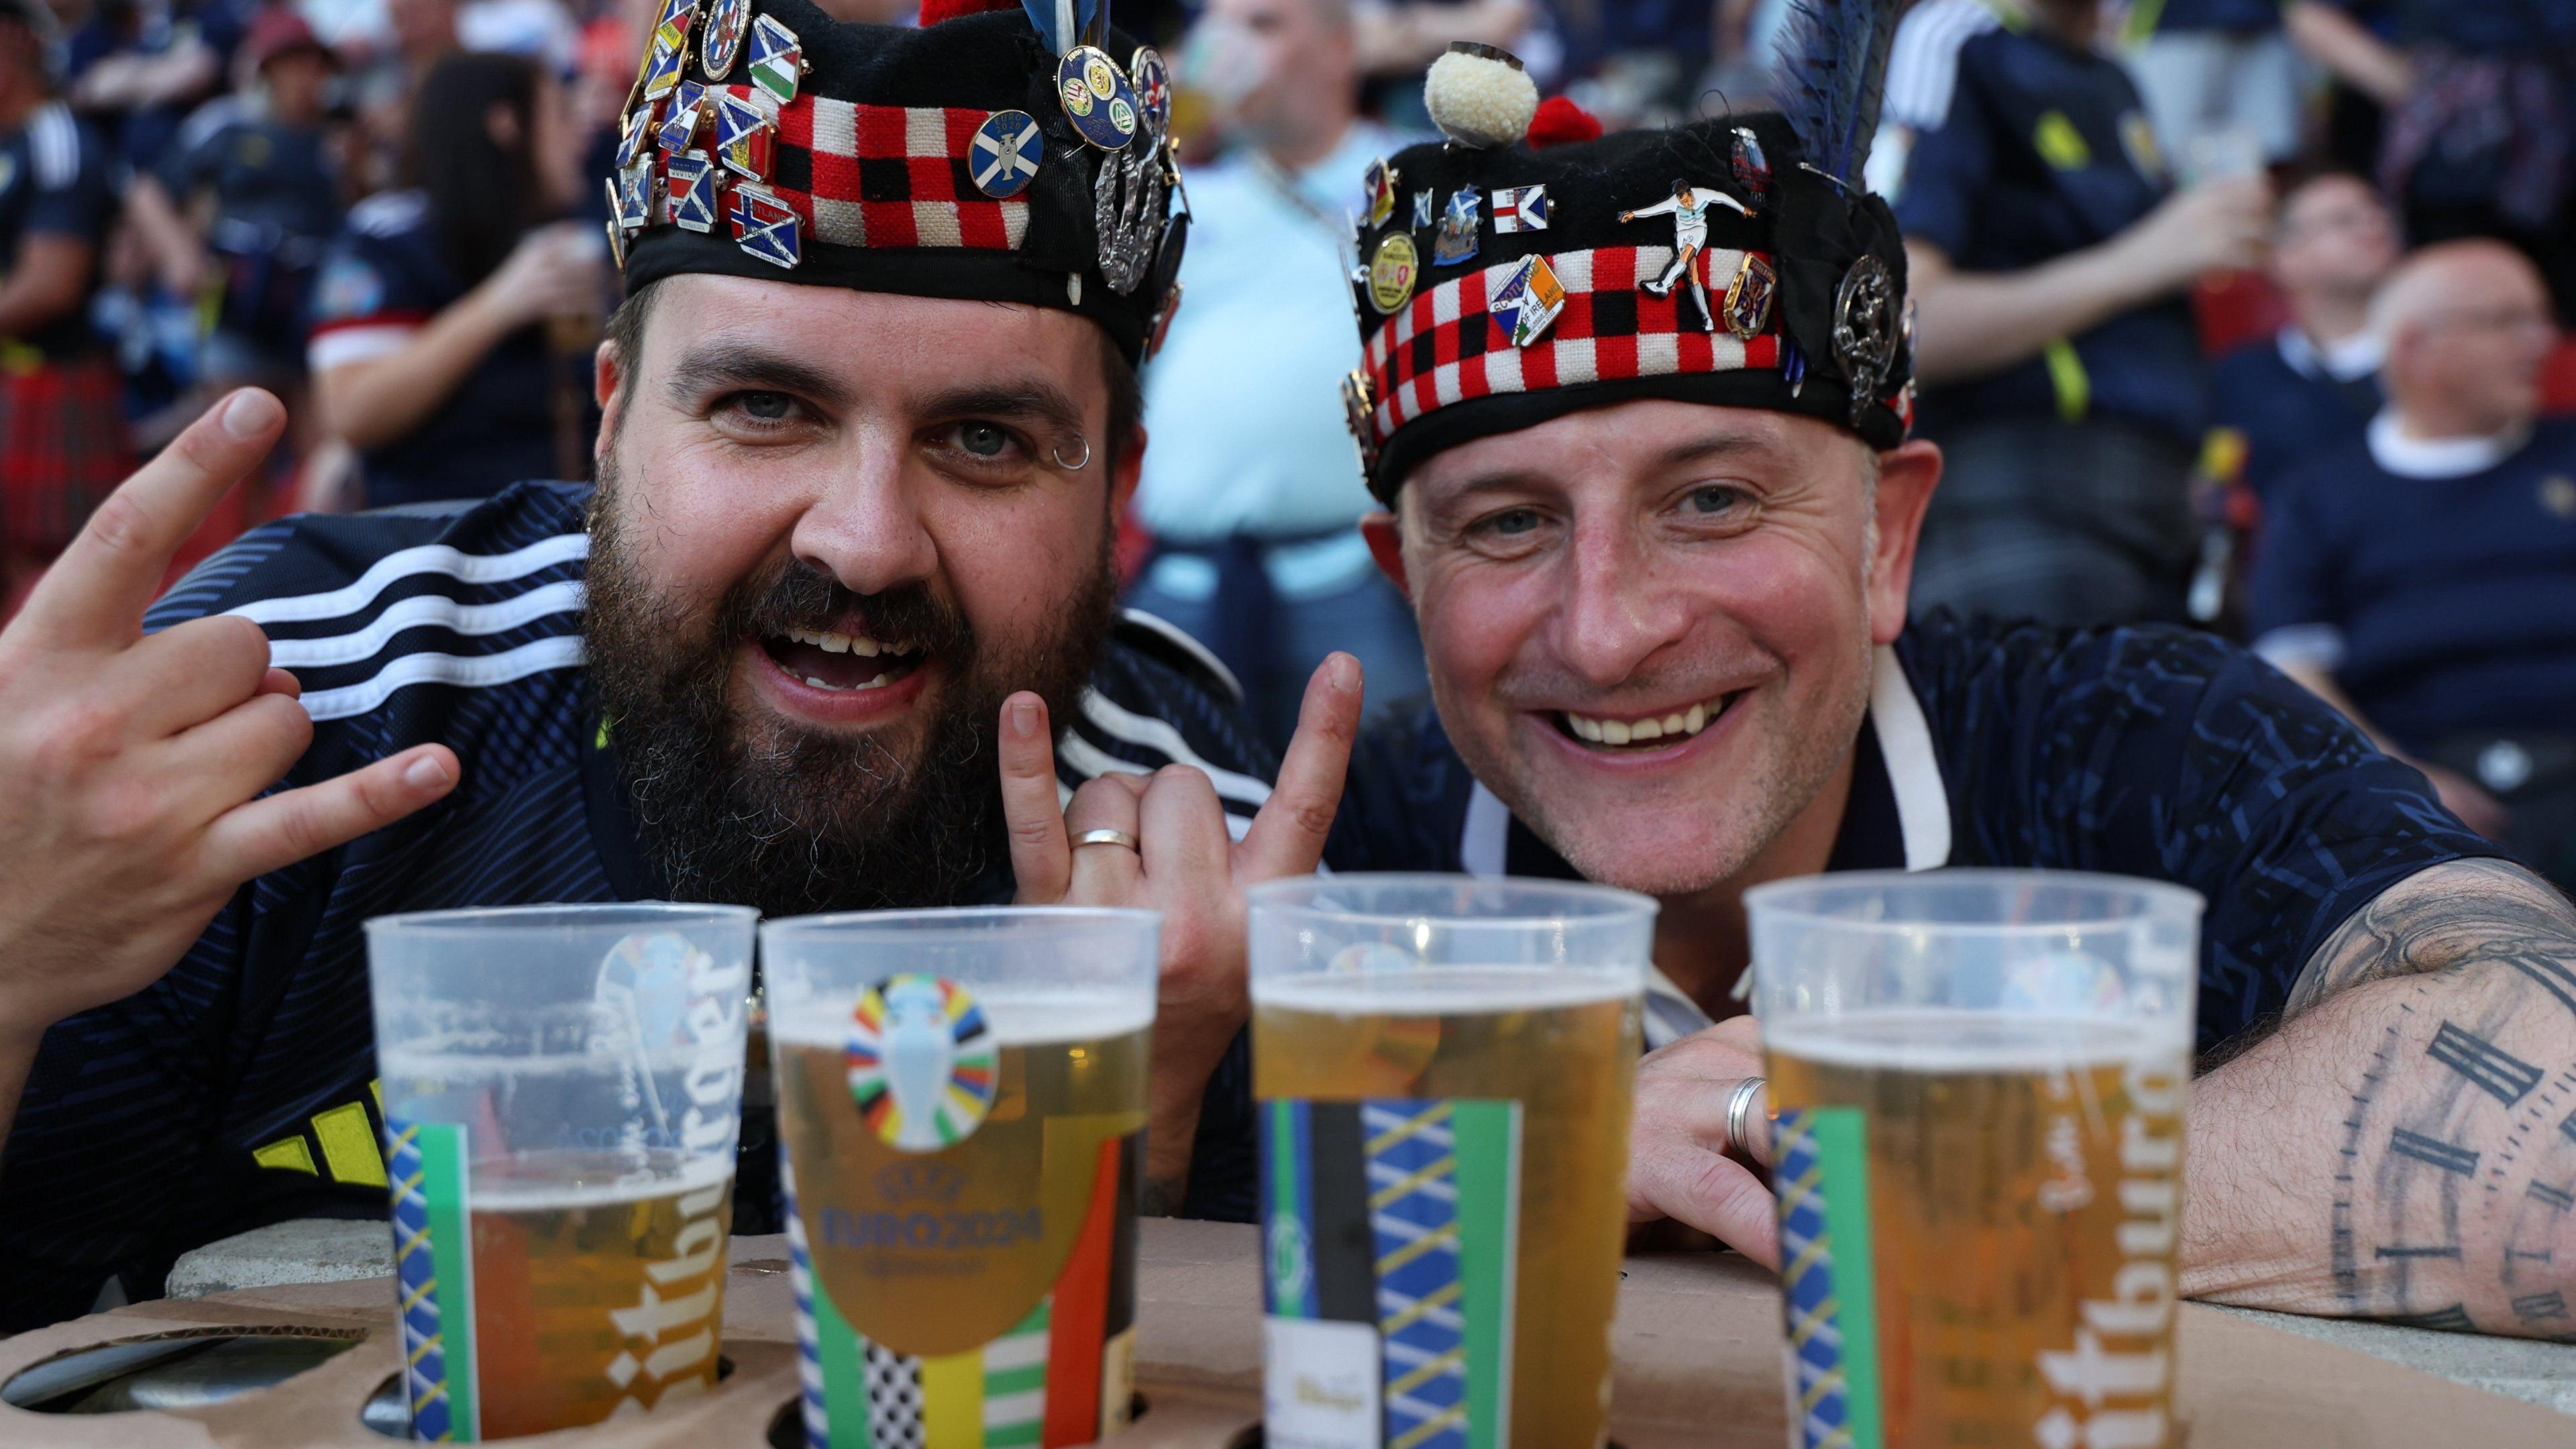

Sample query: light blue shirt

[1136,122,1409,566]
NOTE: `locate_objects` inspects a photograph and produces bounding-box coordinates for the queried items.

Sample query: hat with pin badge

[612,0,1187,365]
[1344,13,1914,501]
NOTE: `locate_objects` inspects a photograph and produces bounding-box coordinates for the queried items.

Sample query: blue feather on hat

[1772,0,1904,188]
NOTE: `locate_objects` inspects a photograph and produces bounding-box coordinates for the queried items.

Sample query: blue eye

[737,391,793,421]
[1484,508,1540,535]
[1686,484,1744,515]
[958,421,1010,457]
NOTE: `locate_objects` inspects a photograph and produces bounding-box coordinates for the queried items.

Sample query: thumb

[204,745,459,879]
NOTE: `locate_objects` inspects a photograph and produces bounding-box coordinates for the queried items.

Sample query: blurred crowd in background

[0,0,2572,880]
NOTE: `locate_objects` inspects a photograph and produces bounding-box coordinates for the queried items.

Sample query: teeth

[796,671,894,692]
[1562,695,1728,748]
[819,631,850,653]
[852,636,881,657]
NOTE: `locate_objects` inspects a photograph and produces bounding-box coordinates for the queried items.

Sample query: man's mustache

[725,560,975,660]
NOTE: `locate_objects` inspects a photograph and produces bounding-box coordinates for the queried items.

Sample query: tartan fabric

[0,356,129,559]
[722,86,1029,251]
[1361,245,1782,447]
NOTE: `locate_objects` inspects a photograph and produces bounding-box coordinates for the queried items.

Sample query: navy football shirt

[0,482,1279,1329]
[1326,611,2500,1056]
[306,192,592,509]
[1894,23,2208,445]
[2249,417,2576,753]
[0,101,117,362]
[2210,328,2381,502]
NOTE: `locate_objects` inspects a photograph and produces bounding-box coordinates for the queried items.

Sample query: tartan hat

[612,0,1184,365]
[1347,103,1913,502]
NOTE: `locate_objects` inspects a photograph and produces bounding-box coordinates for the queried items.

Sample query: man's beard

[581,458,1116,916]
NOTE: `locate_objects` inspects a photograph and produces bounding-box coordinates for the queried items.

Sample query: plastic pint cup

[1747,870,2203,1449]
[1248,874,1653,1449]
[763,908,1160,1448]
[366,902,757,1440]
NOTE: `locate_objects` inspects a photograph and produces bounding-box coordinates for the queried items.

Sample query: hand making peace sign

[0,390,461,1068]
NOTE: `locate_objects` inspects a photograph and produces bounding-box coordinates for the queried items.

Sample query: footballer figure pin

[1619,177,1750,333]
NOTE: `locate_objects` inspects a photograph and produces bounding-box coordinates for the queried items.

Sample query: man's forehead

[1405,401,1839,503]
[643,274,1105,394]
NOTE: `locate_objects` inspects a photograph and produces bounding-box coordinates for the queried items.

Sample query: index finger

[997,692,1072,903]
[18,389,284,651]
[1236,652,1361,881]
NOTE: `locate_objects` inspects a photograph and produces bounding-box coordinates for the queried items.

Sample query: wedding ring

[1725,1075,1768,1156]
[1071,828,1139,851]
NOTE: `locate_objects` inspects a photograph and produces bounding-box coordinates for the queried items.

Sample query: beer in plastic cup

[366,902,757,1440]
[764,907,1159,1447]
[1248,874,1653,1449]
[1747,870,2202,1449]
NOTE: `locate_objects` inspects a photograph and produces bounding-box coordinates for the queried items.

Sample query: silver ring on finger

[1725,1075,1768,1155]
[1072,828,1140,851]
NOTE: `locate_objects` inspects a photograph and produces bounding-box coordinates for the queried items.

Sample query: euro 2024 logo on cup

[847,974,999,1151]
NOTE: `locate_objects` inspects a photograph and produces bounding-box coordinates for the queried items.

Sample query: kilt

[0,354,131,560]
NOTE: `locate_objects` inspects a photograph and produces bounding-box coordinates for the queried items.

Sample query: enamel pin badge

[747,13,804,105]
[971,110,1043,199]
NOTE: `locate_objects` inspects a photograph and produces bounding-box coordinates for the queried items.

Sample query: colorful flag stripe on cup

[1773,1107,1886,1449]
[788,1135,1140,1447]
[388,1118,480,1442]
[1259,1098,1521,1449]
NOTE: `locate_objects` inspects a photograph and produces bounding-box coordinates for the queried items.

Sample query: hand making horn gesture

[997,652,1363,1209]
[0,391,460,1097]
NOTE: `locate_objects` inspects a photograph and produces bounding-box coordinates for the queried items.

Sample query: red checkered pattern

[741,88,1029,250]
[1362,246,1782,447]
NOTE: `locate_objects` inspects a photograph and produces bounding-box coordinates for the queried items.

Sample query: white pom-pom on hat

[1424,42,1538,150]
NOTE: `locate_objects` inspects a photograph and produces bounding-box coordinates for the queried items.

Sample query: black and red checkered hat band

[1362,245,1780,449]
[762,91,1029,248]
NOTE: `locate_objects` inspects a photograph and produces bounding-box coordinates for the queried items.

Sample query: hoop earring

[1050,437,1093,471]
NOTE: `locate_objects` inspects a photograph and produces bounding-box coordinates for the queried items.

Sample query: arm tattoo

[2286,861,2576,1019]
[2294,860,2576,1334]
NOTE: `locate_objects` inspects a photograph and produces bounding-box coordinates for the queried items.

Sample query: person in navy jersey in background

[62,0,250,170]
[1890,0,2269,627]
[2210,170,2395,503]
[2252,239,2576,889]
[0,0,1358,1330]
[0,0,127,616]
[127,7,345,406]
[306,50,603,508]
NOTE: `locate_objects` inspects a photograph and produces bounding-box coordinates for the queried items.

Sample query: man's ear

[1360,507,1408,600]
[1109,423,1146,516]
[592,337,624,463]
[1866,439,1941,645]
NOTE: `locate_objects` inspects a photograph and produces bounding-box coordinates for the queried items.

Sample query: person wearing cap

[1293,36,2576,1334]
[0,0,128,616]
[0,0,1352,1329]
[126,7,347,407]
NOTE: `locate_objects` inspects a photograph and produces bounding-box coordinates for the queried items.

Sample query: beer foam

[769,989,1154,1048]
[467,1158,737,1211]
[1253,966,1638,1016]
[1766,1010,2184,1072]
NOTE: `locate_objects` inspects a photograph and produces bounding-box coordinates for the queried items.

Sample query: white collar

[1456,643,1951,878]
[2277,325,2383,383]
[2367,411,2532,480]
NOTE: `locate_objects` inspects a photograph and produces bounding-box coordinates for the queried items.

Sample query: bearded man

[0,0,1355,1330]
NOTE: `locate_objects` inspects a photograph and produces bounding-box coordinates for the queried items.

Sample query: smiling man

[0,0,1356,1330]
[1314,73,2576,1334]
